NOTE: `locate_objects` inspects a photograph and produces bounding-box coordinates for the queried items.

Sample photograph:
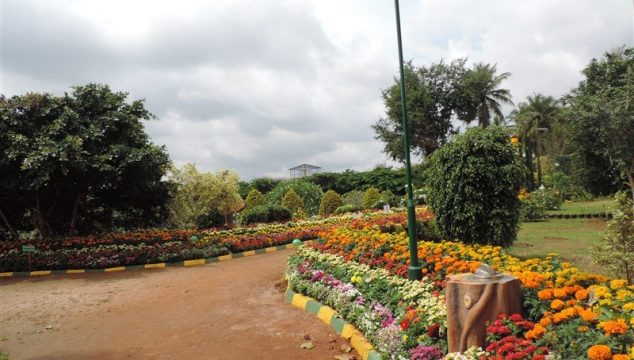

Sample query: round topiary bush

[320,190,343,217]
[362,187,381,209]
[282,189,305,217]
[424,126,525,247]
[266,179,323,216]
[244,189,266,210]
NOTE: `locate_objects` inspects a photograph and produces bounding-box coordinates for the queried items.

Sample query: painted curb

[0,242,307,278]
[285,288,381,360]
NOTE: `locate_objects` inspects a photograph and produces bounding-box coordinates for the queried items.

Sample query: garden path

[0,250,348,359]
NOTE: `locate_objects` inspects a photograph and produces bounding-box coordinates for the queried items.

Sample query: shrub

[520,196,546,222]
[424,127,525,247]
[334,204,361,214]
[342,190,365,207]
[416,219,442,242]
[245,189,266,210]
[592,192,634,284]
[266,179,323,216]
[319,190,343,217]
[240,205,291,225]
[281,189,305,216]
[362,187,382,209]
[380,190,399,207]
[530,188,562,210]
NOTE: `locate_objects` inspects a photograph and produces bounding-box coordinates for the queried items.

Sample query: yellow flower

[616,289,630,301]
[610,279,627,290]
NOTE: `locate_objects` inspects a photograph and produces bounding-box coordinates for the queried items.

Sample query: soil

[0,250,353,360]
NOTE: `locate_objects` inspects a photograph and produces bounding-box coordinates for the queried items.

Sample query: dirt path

[0,250,350,360]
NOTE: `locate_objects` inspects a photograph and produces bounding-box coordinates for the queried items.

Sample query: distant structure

[289,164,321,179]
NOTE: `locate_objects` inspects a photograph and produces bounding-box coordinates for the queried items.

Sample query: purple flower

[409,345,443,360]
[311,270,324,281]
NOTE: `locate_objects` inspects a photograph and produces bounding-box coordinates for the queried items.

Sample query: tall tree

[462,63,513,128]
[0,85,171,237]
[373,59,470,162]
[566,46,634,197]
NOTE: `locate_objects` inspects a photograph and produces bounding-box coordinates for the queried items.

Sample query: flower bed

[308,221,634,359]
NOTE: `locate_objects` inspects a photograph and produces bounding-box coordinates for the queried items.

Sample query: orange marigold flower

[575,289,589,301]
[598,318,628,336]
[551,299,565,310]
[611,355,629,360]
[553,288,567,298]
[539,316,552,327]
[580,309,598,322]
[525,324,546,340]
[538,289,553,300]
[577,325,589,332]
[587,345,612,360]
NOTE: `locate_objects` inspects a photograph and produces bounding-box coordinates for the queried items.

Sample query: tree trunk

[0,208,19,239]
[626,168,634,205]
[34,195,48,238]
[68,192,85,235]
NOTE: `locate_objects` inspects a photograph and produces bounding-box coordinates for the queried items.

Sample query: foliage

[281,189,305,218]
[363,187,382,209]
[334,204,361,214]
[543,170,591,201]
[307,165,426,196]
[531,188,562,211]
[214,170,244,226]
[372,59,471,162]
[461,63,513,128]
[520,196,546,222]
[266,179,323,216]
[415,219,442,242]
[240,204,291,225]
[380,190,399,207]
[424,126,525,247]
[566,46,634,197]
[593,192,634,284]
[319,190,343,217]
[0,84,171,237]
[244,189,266,210]
[342,190,365,207]
[167,163,218,228]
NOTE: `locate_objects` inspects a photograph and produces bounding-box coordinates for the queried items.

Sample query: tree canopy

[0,84,170,238]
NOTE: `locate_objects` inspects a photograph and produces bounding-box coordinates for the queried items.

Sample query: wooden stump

[445,273,522,353]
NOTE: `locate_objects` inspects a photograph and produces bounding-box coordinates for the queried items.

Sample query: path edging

[0,243,304,278]
[285,288,381,360]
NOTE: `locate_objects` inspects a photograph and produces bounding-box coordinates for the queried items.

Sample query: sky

[1,0,632,179]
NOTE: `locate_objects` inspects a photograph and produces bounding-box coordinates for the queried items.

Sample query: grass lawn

[546,197,615,215]
[509,218,608,276]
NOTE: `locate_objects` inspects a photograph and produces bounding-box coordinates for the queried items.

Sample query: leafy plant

[362,187,382,209]
[342,190,365,207]
[245,189,266,210]
[319,190,343,217]
[334,204,361,214]
[240,204,291,225]
[266,179,323,216]
[520,196,546,222]
[282,189,305,218]
[424,126,525,247]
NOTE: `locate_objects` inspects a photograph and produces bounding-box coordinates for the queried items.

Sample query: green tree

[462,63,513,128]
[167,163,219,228]
[566,47,634,197]
[593,192,634,284]
[362,187,382,209]
[424,127,525,247]
[0,84,170,237]
[282,189,305,217]
[266,179,323,216]
[245,189,266,210]
[214,170,244,226]
[342,190,365,207]
[319,190,343,217]
[373,59,470,161]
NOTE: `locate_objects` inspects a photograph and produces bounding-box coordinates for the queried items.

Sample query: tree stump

[445,270,522,353]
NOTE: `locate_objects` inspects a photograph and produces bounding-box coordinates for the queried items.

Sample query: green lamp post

[393,0,422,281]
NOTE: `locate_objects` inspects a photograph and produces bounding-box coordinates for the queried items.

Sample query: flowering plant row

[310,220,634,359]
[287,246,447,359]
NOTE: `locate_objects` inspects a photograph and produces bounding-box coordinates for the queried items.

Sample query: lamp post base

[408,266,422,281]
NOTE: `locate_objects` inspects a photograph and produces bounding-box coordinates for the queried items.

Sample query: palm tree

[513,94,562,187]
[463,63,514,128]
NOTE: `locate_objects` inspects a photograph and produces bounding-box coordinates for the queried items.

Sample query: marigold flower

[598,318,628,335]
[553,288,567,298]
[587,345,612,360]
[610,279,627,290]
[577,325,589,332]
[611,354,629,360]
[538,289,553,300]
[539,316,552,327]
[580,309,598,322]
[550,299,565,310]
[575,289,589,301]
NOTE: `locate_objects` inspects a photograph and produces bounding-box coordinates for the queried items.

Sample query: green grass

[547,197,615,215]
[509,218,608,275]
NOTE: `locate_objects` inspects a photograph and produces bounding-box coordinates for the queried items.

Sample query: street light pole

[393,0,421,281]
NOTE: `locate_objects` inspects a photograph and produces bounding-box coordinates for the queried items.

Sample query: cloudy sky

[1,0,632,179]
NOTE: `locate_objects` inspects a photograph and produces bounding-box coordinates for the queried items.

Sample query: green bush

[266,179,323,216]
[244,189,266,210]
[531,188,562,210]
[520,197,546,222]
[416,219,442,242]
[380,190,399,207]
[334,204,361,214]
[424,127,525,247]
[362,187,382,209]
[592,192,634,284]
[282,189,305,216]
[240,204,291,225]
[320,190,343,217]
[342,190,365,207]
